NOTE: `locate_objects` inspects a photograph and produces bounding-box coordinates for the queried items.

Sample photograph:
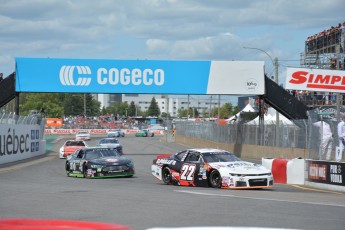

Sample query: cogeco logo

[60,66,92,86]
[59,65,165,87]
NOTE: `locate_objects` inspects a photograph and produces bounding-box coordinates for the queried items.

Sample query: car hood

[89,156,131,165]
[63,146,84,152]
[208,161,270,174]
[77,134,90,137]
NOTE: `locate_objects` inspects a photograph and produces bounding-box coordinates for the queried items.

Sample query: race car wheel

[83,164,88,178]
[162,167,172,185]
[209,170,221,188]
[65,162,70,176]
[150,133,154,137]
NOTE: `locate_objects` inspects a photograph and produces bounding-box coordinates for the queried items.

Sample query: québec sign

[286,67,345,92]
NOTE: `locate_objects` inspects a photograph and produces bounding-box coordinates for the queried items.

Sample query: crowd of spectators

[288,90,340,106]
[305,22,345,53]
[59,114,154,130]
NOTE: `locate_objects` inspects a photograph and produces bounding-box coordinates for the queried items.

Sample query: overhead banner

[15,58,264,95]
[286,67,345,92]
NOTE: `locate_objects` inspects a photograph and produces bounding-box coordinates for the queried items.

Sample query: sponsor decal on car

[156,159,176,165]
[106,159,118,162]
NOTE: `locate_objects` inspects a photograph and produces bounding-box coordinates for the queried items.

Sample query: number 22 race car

[151,148,273,189]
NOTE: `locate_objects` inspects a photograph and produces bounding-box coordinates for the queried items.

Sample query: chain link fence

[176,120,308,148]
[0,111,46,126]
[175,113,344,162]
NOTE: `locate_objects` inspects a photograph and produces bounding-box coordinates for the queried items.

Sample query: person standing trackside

[336,116,345,161]
[313,119,333,161]
[337,116,345,146]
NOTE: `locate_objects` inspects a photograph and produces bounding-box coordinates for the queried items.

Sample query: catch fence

[175,116,344,162]
[0,111,46,126]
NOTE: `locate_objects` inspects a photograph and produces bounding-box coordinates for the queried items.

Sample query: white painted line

[175,190,345,207]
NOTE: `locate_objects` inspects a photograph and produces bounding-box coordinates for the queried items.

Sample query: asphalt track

[0,135,345,230]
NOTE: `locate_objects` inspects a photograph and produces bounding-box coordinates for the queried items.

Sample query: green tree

[147,97,160,117]
[128,101,137,116]
[220,103,233,119]
[233,105,238,115]
[86,94,101,116]
[63,93,100,117]
[178,109,187,118]
[20,93,64,117]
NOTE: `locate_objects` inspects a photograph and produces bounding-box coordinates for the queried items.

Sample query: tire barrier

[0,218,132,230]
[262,157,305,185]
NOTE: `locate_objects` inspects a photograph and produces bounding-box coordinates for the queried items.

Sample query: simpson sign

[286,67,345,93]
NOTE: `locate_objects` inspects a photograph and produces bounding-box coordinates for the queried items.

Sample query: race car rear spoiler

[155,154,173,159]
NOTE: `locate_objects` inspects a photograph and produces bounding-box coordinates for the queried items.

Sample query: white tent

[246,113,274,125]
[226,103,256,124]
[246,107,294,125]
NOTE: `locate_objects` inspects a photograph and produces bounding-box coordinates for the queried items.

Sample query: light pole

[243,46,279,146]
[83,93,86,117]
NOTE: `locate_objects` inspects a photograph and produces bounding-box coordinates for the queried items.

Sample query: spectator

[337,116,345,147]
[313,119,333,161]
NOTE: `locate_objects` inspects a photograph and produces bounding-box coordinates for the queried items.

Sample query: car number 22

[180,164,196,181]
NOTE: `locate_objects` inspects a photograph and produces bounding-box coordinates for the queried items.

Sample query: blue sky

[0,0,344,101]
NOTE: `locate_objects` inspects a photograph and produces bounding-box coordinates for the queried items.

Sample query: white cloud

[0,0,344,77]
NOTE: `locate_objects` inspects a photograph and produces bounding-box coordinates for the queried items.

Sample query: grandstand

[300,22,345,70]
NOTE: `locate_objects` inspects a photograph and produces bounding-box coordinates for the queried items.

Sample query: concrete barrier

[262,158,305,185]
[0,124,46,165]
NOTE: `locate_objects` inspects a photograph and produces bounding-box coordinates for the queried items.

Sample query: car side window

[185,151,200,162]
[77,150,84,159]
[175,150,188,161]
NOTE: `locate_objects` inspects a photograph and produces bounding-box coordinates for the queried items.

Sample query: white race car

[106,129,125,137]
[152,148,273,189]
[97,138,123,155]
[75,131,91,141]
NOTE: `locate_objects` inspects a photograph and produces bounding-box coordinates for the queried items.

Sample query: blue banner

[15,58,264,95]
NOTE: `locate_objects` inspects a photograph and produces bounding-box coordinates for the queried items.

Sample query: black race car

[65,147,134,178]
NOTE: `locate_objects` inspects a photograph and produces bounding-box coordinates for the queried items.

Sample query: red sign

[46,118,63,127]
[286,67,345,92]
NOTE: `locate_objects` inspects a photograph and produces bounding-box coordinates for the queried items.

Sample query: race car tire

[65,162,70,171]
[150,133,154,137]
[83,164,88,178]
[65,162,70,176]
[209,170,221,188]
[162,167,172,185]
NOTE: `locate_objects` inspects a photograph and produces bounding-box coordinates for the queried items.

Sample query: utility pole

[274,57,279,147]
[83,93,86,117]
[187,95,190,118]
[209,96,212,120]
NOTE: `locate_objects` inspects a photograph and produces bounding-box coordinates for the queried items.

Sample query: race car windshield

[203,152,241,163]
[66,141,85,146]
[78,132,88,134]
[84,149,119,160]
[100,139,119,144]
